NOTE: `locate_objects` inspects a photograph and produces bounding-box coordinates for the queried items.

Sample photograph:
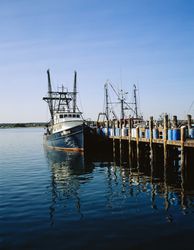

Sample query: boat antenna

[73,71,77,113]
[47,69,54,121]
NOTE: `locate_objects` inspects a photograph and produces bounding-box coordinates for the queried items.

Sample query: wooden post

[120,119,122,129]
[117,120,119,129]
[113,138,116,160]
[123,118,126,128]
[128,118,132,165]
[107,120,109,137]
[187,114,192,129]
[180,126,186,209]
[149,116,154,169]
[172,115,177,128]
[136,126,140,164]
[163,114,168,140]
[149,116,153,140]
[112,121,115,160]
[180,126,186,171]
[163,114,168,205]
[119,119,122,163]
[128,118,131,139]
[113,120,115,137]
[120,138,122,165]
[163,114,168,167]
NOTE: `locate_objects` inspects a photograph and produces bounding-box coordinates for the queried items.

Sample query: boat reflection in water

[45,150,95,225]
[46,150,92,175]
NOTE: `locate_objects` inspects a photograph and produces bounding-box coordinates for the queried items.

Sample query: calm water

[1,128,194,250]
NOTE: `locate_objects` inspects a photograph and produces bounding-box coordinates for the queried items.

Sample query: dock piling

[181,126,186,172]
[163,114,168,167]
[187,114,192,130]
[128,118,132,165]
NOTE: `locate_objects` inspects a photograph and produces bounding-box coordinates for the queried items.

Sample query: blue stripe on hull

[44,125,84,151]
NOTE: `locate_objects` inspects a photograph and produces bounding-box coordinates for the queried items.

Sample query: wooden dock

[96,114,194,171]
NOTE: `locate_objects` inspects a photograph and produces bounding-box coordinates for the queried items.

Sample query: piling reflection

[45,147,194,226]
[114,143,194,220]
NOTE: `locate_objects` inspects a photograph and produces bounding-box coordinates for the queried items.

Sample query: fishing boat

[43,70,87,152]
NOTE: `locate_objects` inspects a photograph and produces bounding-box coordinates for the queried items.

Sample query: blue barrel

[153,129,159,139]
[115,128,120,136]
[145,129,150,139]
[189,128,194,139]
[101,128,106,136]
[168,129,173,141]
[131,128,136,138]
[172,129,180,140]
[139,130,144,138]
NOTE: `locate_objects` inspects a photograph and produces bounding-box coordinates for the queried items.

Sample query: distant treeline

[0,122,47,128]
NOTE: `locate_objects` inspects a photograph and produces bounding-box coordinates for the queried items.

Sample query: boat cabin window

[58,114,80,118]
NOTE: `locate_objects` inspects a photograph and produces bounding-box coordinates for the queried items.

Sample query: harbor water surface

[1,128,194,249]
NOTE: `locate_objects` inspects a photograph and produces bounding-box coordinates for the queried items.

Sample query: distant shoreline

[0,122,47,128]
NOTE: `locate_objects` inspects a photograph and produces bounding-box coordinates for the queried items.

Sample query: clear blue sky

[0,0,194,122]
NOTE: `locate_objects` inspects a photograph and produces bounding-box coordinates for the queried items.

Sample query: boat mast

[133,84,138,118]
[73,71,77,113]
[47,69,54,121]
